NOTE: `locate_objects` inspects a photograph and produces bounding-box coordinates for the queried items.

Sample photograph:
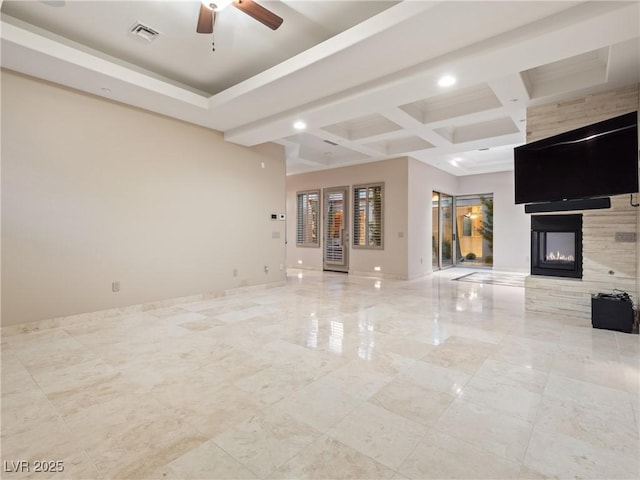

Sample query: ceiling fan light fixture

[210,0,233,11]
[198,0,282,33]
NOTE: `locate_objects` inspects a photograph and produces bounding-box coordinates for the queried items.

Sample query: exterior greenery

[479,195,494,251]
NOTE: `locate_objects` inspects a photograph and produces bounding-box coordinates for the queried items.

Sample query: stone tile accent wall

[524,84,639,321]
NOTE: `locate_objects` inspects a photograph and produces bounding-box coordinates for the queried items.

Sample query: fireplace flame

[546,251,575,262]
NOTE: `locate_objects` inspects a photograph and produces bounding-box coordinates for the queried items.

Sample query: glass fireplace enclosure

[531,214,582,279]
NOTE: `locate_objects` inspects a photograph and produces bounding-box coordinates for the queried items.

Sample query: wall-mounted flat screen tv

[514,111,639,204]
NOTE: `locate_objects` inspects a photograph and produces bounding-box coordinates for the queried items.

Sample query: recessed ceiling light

[293,121,307,130]
[101,87,111,93]
[438,75,456,87]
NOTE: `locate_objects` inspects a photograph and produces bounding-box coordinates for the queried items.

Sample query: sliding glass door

[441,193,454,268]
[432,193,440,269]
[455,194,493,267]
[432,191,454,270]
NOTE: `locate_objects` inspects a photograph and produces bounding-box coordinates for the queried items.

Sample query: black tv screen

[514,111,639,204]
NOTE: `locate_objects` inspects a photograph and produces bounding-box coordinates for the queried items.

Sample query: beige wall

[1,70,286,326]
[286,158,409,279]
[286,158,532,280]
[407,158,457,279]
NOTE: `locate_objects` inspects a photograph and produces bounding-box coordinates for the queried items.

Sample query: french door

[456,194,493,267]
[432,191,455,270]
[323,186,349,272]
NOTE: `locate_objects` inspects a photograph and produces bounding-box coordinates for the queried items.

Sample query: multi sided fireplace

[531,214,582,279]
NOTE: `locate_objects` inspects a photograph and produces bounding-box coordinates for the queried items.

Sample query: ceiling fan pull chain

[212,33,216,52]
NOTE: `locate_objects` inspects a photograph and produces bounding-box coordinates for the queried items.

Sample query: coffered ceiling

[2,1,639,176]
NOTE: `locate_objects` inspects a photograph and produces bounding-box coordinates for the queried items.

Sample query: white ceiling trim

[1,15,209,107]
[223,1,640,147]
[207,1,437,108]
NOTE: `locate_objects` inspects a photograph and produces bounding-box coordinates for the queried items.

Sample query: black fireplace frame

[531,214,583,279]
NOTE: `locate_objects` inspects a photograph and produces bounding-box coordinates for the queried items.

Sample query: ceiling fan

[197,0,283,35]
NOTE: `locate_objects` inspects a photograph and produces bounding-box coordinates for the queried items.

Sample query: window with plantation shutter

[296,190,320,247]
[353,183,384,249]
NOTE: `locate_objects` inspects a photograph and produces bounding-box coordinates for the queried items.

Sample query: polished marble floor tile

[524,424,640,479]
[397,430,521,479]
[420,335,497,375]
[212,410,320,478]
[1,268,638,479]
[534,399,639,460]
[368,377,455,427]
[327,402,429,470]
[488,334,557,372]
[474,357,549,395]
[398,359,471,396]
[434,398,534,464]
[458,372,542,423]
[271,376,363,433]
[269,435,396,479]
[543,373,636,423]
[150,439,257,479]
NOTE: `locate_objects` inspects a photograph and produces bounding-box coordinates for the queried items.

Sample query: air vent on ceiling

[130,22,160,42]
[323,139,339,146]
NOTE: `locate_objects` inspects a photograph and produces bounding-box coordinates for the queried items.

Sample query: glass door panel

[323,187,349,272]
[432,191,455,270]
[432,192,440,269]
[455,195,493,267]
[441,193,454,268]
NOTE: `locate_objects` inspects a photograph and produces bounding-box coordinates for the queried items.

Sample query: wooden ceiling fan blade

[197,3,215,34]
[232,0,283,30]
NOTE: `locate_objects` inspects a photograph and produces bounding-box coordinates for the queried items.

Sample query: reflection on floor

[454,271,527,288]
[1,268,638,479]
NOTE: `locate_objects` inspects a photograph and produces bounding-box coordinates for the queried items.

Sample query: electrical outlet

[264,265,269,274]
[112,281,120,292]
[233,268,238,277]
